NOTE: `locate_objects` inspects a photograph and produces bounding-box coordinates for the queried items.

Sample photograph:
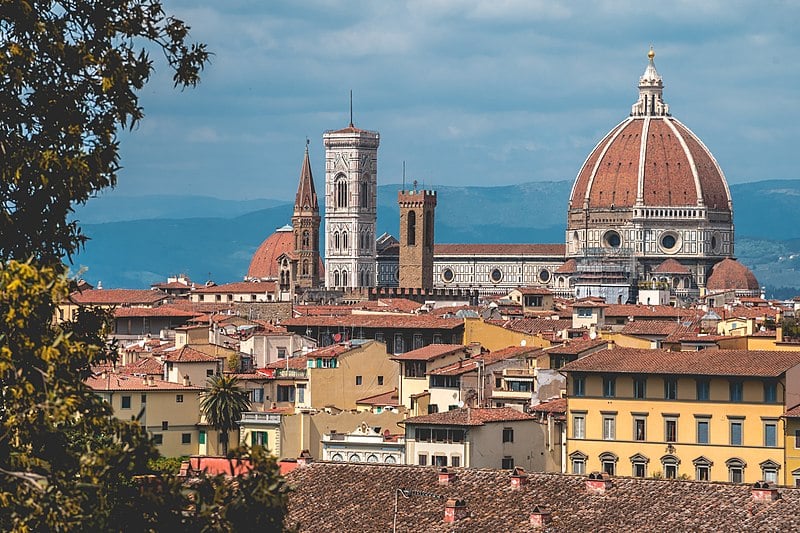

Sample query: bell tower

[398,182,437,290]
[292,141,321,289]
[323,117,380,289]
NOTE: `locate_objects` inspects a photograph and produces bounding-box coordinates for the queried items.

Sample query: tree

[200,374,251,455]
[0,2,289,530]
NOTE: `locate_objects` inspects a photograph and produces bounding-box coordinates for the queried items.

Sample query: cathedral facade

[248,49,759,301]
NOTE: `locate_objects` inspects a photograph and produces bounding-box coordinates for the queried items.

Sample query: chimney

[510,467,529,489]
[585,471,612,494]
[182,375,190,386]
[147,375,155,387]
[438,467,457,485]
[529,505,552,528]
[466,342,482,356]
[443,498,467,523]
[297,449,313,467]
[751,481,779,502]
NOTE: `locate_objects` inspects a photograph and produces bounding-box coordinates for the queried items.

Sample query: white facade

[323,125,380,289]
[321,422,404,464]
[239,332,317,369]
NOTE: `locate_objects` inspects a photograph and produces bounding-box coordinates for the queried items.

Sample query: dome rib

[663,118,704,207]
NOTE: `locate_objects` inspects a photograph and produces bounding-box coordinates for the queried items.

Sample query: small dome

[706,259,759,292]
[247,227,294,279]
[652,258,690,274]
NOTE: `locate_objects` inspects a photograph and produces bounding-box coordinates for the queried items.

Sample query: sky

[110,0,800,202]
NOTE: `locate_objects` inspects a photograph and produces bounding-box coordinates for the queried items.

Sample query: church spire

[631,46,670,117]
[294,140,318,213]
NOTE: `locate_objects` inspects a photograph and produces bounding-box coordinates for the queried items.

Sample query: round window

[394,268,400,281]
[538,269,551,283]
[710,231,722,253]
[710,236,718,250]
[603,230,621,248]
[442,267,455,283]
[659,231,681,253]
[661,234,676,249]
[490,268,503,283]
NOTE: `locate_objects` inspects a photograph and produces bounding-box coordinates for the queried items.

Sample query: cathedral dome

[705,258,759,292]
[247,225,294,279]
[568,50,732,213]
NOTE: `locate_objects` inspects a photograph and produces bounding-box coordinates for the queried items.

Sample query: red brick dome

[247,226,294,279]
[706,259,759,292]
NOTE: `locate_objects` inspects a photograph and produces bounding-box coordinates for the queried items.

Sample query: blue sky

[111,0,800,201]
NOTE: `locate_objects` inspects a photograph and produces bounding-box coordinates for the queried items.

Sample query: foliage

[149,456,186,476]
[200,374,251,455]
[0,0,208,265]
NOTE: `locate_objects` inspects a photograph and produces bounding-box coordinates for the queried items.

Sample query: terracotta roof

[192,281,277,294]
[353,298,421,314]
[707,259,760,292]
[561,348,800,378]
[531,397,567,414]
[554,258,578,274]
[167,301,235,314]
[151,281,191,290]
[326,124,377,135]
[68,289,168,306]
[285,464,800,532]
[113,305,199,318]
[294,305,354,317]
[428,358,480,376]
[356,388,400,406]
[281,315,463,330]
[481,345,541,365]
[785,404,800,418]
[620,320,687,336]
[434,244,565,256]
[547,338,608,355]
[498,318,572,335]
[86,374,202,391]
[391,344,466,361]
[602,304,697,319]
[246,229,294,280]
[304,344,354,359]
[264,356,308,371]
[161,345,219,363]
[651,258,691,274]
[569,116,731,212]
[118,357,163,376]
[517,287,553,296]
[402,407,534,426]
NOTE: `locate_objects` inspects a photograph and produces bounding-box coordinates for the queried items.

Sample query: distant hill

[70,179,800,296]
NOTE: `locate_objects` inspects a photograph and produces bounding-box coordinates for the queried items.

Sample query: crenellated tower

[398,184,437,289]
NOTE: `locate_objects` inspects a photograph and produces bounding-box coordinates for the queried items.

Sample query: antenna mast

[349,90,353,127]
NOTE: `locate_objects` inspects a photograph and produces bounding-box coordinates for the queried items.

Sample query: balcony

[240,412,281,425]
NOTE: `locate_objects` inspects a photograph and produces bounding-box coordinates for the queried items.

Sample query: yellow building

[785,405,800,487]
[562,347,800,484]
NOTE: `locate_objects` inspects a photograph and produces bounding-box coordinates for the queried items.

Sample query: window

[662,456,679,479]
[664,417,677,443]
[573,414,586,439]
[664,378,677,400]
[161,421,169,431]
[602,377,616,398]
[394,334,405,354]
[576,307,592,318]
[696,379,710,401]
[418,454,427,466]
[729,381,743,402]
[507,380,532,392]
[407,211,416,245]
[630,454,649,477]
[413,334,424,350]
[433,455,447,467]
[570,452,587,475]
[573,376,585,397]
[764,420,778,447]
[599,452,617,476]
[181,433,191,444]
[377,376,384,386]
[501,457,514,470]
[277,347,287,359]
[335,179,348,208]
[760,460,780,484]
[199,431,206,445]
[427,404,438,414]
[355,375,362,386]
[633,377,647,399]
[277,385,295,402]
[375,332,385,343]
[152,434,163,445]
[432,334,443,344]
[796,429,800,449]
[176,394,183,403]
[414,428,431,442]
[496,377,503,389]
[404,361,426,378]
[696,418,710,444]
[141,394,147,404]
[502,428,514,443]
[296,384,306,404]
[633,417,646,441]
[730,419,743,446]
[450,456,461,468]
[430,375,460,389]
[727,458,745,483]
[251,388,264,403]
[764,382,777,403]
[693,457,712,481]
[348,454,360,463]
[602,415,616,440]
[121,396,131,409]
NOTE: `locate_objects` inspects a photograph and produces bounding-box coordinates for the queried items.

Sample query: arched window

[342,231,349,250]
[630,453,649,478]
[360,176,369,208]
[569,451,587,475]
[334,231,340,250]
[599,452,618,476]
[335,178,348,208]
[331,453,343,461]
[660,454,680,479]
[334,270,340,287]
[425,210,433,246]
[384,455,397,464]
[341,270,348,287]
[760,459,780,484]
[693,456,713,481]
[726,458,746,483]
[407,211,416,245]
[301,260,309,276]
[349,454,361,462]
[302,230,309,248]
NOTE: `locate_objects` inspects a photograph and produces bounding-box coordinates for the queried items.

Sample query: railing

[240,412,281,424]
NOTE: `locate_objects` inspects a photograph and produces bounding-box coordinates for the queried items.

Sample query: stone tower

[398,185,437,289]
[292,143,321,289]
[323,122,380,289]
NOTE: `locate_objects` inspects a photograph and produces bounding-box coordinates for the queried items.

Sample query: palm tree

[199,374,251,455]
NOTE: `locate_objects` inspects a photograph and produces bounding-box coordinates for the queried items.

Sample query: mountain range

[70,180,800,298]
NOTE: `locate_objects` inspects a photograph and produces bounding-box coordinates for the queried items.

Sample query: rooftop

[403,407,534,426]
[391,344,466,362]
